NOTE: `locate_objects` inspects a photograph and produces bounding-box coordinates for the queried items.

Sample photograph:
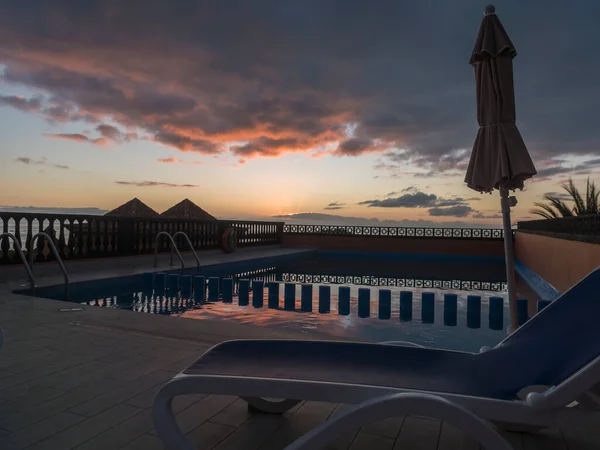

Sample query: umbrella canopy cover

[465,6,537,193]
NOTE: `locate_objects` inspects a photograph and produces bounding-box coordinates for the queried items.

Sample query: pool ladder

[153,231,201,272]
[30,232,70,302]
[0,232,70,301]
[0,232,36,295]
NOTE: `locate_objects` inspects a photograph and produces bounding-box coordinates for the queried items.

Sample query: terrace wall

[281,225,506,258]
[514,230,600,292]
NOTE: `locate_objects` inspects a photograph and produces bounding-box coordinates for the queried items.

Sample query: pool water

[20,250,510,352]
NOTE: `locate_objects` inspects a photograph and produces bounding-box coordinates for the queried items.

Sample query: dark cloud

[230,137,308,158]
[359,192,438,208]
[0,1,598,163]
[46,132,108,145]
[0,95,42,111]
[333,138,379,156]
[531,158,600,181]
[324,201,345,210]
[273,212,494,228]
[358,191,482,212]
[97,124,136,142]
[153,131,221,154]
[115,180,199,188]
[472,212,502,219]
[377,148,471,178]
[428,205,473,217]
[15,156,69,169]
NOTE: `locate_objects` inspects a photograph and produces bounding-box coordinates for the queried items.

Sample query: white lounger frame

[152,344,600,450]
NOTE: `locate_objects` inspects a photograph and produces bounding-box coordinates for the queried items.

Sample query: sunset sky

[1,1,599,226]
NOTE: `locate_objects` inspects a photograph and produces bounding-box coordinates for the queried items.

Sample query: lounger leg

[242,397,301,414]
[153,381,196,450]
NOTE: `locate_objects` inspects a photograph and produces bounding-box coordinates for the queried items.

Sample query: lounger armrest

[284,393,512,450]
[525,354,600,411]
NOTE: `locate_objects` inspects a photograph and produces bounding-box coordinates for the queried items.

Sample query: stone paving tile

[521,429,567,450]
[436,422,481,450]
[324,404,359,450]
[73,409,155,450]
[117,350,199,381]
[361,415,405,440]
[161,352,205,373]
[50,355,156,391]
[555,422,600,450]
[26,404,143,450]
[213,412,288,450]
[187,421,236,449]
[28,360,112,391]
[125,385,165,410]
[257,401,338,450]
[0,385,68,420]
[392,416,441,450]
[0,411,87,450]
[0,357,106,392]
[209,398,254,428]
[497,430,524,450]
[68,370,175,417]
[349,431,395,450]
[0,369,14,380]
[0,377,127,432]
[121,433,166,450]
[150,394,238,436]
[0,349,63,372]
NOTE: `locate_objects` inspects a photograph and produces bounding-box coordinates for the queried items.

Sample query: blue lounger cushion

[184,268,600,402]
[185,340,516,399]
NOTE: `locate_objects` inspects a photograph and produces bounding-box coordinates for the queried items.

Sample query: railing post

[117,218,136,255]
[276,222,285,245]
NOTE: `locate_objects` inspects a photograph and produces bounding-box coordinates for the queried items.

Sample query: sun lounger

[153,268,600,449]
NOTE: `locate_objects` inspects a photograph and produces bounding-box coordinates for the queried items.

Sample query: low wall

[515,231,600,292]
[281,234,506,258]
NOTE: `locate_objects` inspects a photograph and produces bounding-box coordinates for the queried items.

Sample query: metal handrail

[0,232,36,294]
[30,232,70,301]
[154,232,185,270]
[172,231,201,272]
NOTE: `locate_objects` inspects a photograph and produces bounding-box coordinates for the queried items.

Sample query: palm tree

[531,178,600,219]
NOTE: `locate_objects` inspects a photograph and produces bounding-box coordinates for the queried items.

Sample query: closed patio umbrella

[465,5,537,331]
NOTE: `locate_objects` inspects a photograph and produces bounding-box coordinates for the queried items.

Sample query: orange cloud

[156,156,203,165]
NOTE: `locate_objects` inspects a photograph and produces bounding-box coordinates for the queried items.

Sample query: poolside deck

[0,247,599,449]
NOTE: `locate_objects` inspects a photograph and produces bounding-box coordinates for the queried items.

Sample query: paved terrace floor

[0,246,599,449]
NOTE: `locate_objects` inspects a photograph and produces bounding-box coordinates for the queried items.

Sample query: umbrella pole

[500,187,518,332]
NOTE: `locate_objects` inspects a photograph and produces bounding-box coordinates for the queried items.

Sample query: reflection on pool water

[83,282,509,353]
[21,250,511,352]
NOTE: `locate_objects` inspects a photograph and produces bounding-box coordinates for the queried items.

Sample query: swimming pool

[19,250,510,352]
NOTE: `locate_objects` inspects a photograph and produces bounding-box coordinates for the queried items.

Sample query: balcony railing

[0,211,284,265]
[283,224,505,240]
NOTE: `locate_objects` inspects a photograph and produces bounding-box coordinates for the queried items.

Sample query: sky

[1,1,599,226]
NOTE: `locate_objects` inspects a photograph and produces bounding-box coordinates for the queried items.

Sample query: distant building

[160,198,217,221]
[104,198,160,218]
